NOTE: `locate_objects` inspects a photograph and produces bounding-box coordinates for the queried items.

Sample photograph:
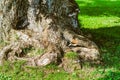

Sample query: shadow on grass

[76,0,120,17]
[98,71,120,80]
[82,26,120,80]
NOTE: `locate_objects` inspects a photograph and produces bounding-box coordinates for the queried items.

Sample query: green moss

[65,52,78,59]
[22,47,45,57]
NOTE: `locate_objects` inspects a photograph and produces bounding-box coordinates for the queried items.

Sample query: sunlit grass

[76,0,120,38]
[76,0,120,27]
[79,16,120,29]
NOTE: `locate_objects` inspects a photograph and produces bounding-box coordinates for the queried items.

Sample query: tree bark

[0,0,100,72]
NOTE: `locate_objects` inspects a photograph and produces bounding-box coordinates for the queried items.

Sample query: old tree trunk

[0,0,100,72]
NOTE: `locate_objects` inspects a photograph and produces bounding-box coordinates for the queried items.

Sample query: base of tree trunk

[0,28,100,72]
[0,0,100,72]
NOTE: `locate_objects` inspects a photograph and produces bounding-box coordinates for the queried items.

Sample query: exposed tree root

[0,29,100,72]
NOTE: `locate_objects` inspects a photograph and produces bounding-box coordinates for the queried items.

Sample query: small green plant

[65,52,78,59]
[22,46,45,57]
[0,40,8,49]
[22,46,33,54]
[0,73,12,80]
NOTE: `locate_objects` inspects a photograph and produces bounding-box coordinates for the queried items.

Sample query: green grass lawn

[1,0,120,80]
[77,0,120,38]
[76,0,120,80]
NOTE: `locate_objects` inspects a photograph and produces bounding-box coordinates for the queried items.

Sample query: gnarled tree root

[0,29,100,73]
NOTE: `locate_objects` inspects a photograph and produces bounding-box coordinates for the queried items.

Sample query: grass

[0,61,80,80]
[1,0,120,80]
[76,0,120,38]
[64,52,78,59]
[76,0,120,80]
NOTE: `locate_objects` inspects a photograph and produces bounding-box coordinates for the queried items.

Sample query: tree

[0,0,100,72]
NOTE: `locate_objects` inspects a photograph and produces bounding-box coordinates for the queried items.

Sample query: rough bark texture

[0,0,100,72]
